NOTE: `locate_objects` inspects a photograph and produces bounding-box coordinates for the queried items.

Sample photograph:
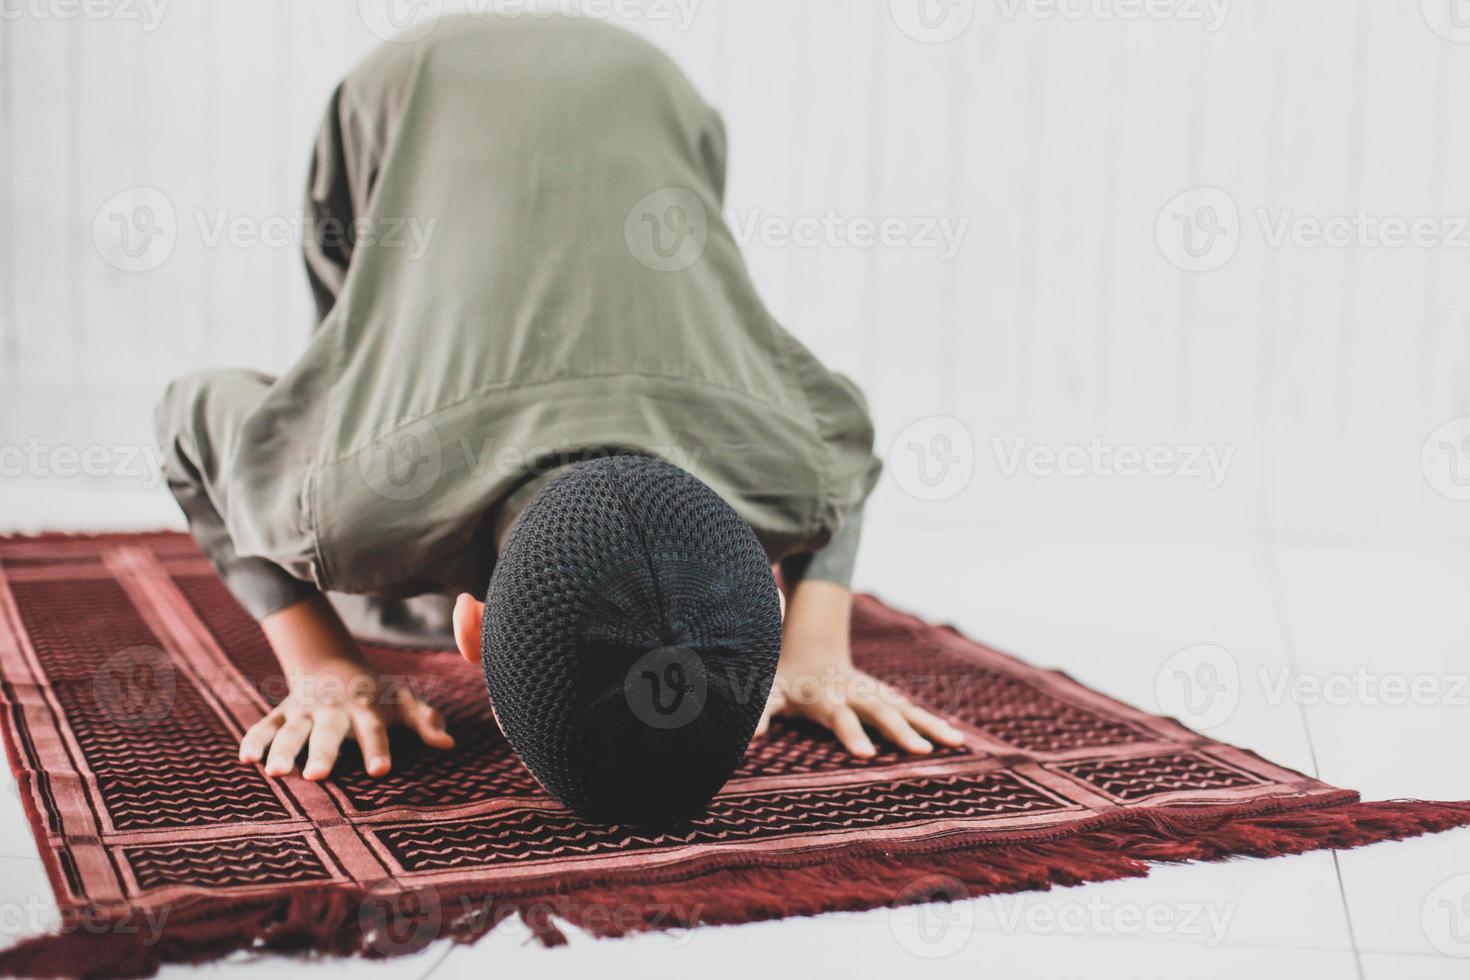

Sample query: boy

[157,15,961,823]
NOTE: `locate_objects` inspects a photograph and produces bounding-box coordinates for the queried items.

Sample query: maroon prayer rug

[0,532,1466,977]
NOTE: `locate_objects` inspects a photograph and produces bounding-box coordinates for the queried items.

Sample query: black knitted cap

[482,454,782,827]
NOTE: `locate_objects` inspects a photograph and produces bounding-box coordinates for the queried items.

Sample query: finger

[754,683,787,737]
[898,702,966,746]
[398,691,455,750]
[302,713,351,781]
[351,713,392,777]
[772,694,801,718]
[265,716,313,776]
[239,711,285,764]
[858,701,932,754]
[821,705,876,758]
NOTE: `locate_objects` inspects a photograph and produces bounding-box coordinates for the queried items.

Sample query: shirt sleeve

[155,369,318,620]
[780,506,864,589]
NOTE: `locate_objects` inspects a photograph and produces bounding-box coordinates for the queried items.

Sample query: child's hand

[241,594,454,780]
[753,580,964,758]
[238,655,455,780]
[755,660,964,758]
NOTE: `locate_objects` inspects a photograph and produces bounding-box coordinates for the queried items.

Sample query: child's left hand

[755,662,965,758]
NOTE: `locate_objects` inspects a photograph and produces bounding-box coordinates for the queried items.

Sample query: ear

[453,592,485,665]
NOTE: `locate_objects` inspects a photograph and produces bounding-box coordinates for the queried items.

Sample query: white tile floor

[0,514,1466,978]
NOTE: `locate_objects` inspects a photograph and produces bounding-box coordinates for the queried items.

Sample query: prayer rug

[0,532,1466,976]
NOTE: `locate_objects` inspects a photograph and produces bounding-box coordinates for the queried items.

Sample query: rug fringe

[1,798,1467,977]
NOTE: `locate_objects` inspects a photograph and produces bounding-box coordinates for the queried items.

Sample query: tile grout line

[0,12,13,373]
[1258,534,1364,980]
[1330,849,1365,980]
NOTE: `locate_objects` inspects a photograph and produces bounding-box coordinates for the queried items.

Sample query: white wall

[2,0,1469,547]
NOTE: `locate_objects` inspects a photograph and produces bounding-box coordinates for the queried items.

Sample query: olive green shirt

[156,16,879,621]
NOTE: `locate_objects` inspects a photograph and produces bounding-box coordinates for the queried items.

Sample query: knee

[152,368,270,455]
[154,370,217,452]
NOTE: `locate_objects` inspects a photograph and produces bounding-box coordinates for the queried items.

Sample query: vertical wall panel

[142,1,209,384]
[1184,5,1271,432]
[1019,18,1109,428]
[264,0,297,373]
[0,15,12,374]
[207,0,281,373]
[720,0,803,326]
[953,10,1029,426]
[1341,3,1441,442]
[1423,39,1470,431]
[1102,18,1193,429]
[782,0,877,382]
[8,19,76,383]
[1261,0,1361,440]
[77,17,151,385]
[867,8,962,426]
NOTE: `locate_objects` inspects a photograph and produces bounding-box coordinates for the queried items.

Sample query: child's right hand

[241,594,454,780]
[238,655,455,780]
